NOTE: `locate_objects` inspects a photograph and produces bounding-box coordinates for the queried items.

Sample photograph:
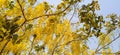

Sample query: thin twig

[51,36,84,55]
[12,0,27,34]
[16,1,72,33]
[28,3,71,21]
[95,34,120,53]
[0,39,10,54]
[51,32,65,55]
[58,36,85,48]
[97,52,117,54]
[69,2,79,22]
[69,5,76,22]
[28,37,36,55]
[51,45,58,55]
[95,32,111,52]
[16,0,27,28]
[17,0,27,21]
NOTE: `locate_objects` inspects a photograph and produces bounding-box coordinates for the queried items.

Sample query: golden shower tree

[0,0,120,55]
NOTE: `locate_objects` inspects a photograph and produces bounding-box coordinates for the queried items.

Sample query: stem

[28,2,72,21]
[0,39,10,54]
[95,34,120,53]
[28,36,36,55]
[95,32,111,52]
[69,5,75,22]
[17,0,27,21]
[51,37,83,55]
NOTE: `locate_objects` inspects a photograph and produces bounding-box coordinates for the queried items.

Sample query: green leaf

[28,0,37,5]
[3,21,11,30]
[9,1,14,9]
[12,34,18,44]
[0,35,3,42]
[13,34,18,40]
[16,39,22,44]
[34,45,45,51]
[10,24,19,34]
[33,34,37,38]
[26,24,33,30]
[13,16,21,22]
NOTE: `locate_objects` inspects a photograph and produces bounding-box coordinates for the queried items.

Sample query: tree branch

[51,33,65,55]
[51,37,84,55]
[95,32,112,53]
[69,5,76,22]
[15,1,72,33]
[17,0,27,21]
[97,51,120,55]
[0,39,10,54]
[16,0,27,27]
[28,3,72,21]
[95,34,120,53]
[28,37,35,55]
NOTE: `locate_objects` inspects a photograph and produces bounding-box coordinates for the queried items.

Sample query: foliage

[0,0,120,55]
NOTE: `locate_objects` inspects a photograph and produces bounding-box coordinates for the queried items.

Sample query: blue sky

[98,0,120,16]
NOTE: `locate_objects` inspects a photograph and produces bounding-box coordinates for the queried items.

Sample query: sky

[38,0,120,53]
[98,0,120,16]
